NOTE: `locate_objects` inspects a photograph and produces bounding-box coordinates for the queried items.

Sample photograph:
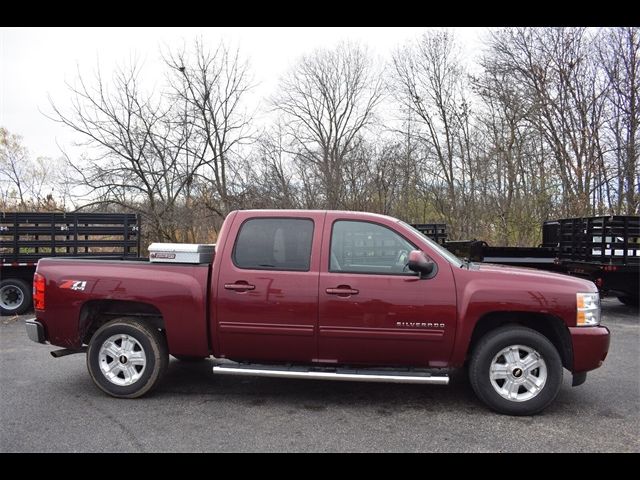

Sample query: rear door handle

[326,286,359,296]
[224,282,256,292]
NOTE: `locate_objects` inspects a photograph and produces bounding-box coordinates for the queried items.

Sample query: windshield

[400,221,465,268]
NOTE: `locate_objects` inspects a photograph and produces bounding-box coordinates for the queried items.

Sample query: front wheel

[469,326,563,416]
[87,317,168,398]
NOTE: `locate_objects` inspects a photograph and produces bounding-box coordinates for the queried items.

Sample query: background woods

[2,27,638,247]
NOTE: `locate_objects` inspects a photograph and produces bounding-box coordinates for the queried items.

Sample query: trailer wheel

[469,325,563,416]
[617,296,639,308]
[87,317,168,398]
[0,278,33,316]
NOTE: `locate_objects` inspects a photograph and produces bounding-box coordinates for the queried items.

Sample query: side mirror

[408,250,435,278]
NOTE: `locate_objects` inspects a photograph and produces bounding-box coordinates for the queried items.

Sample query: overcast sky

[1,27,489,160]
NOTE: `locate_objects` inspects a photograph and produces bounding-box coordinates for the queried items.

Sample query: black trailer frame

[0,212,141,315]
[556,215,639,303]
[413,220,561,270]
[409,223,448,246]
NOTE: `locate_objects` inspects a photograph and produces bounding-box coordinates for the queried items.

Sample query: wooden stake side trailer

[556,216,639,306]
[0,212,141,315]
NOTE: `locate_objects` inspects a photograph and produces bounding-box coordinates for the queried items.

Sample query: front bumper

[25,319,46,344]
[569,325,610,373]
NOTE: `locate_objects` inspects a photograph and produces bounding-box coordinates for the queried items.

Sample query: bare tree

[486,28,609,216]
[47,39,253,242]
[599,27,640,214]
[48,61,208,241]
[0,127,28,206]
[368,141,404,215]
[273,42,384,209]
[0,127,67,211]
[473,52,559,245]
[164,39,254,218]
[253,122,299,208]
[391,30,474,237]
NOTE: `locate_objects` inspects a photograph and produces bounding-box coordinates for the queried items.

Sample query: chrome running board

[212,364,449,385]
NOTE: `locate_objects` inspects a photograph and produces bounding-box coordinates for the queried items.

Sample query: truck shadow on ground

[158,361,482,414]
[153,359,578,418]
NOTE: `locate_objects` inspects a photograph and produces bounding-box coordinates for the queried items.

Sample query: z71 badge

[59,280,88,291]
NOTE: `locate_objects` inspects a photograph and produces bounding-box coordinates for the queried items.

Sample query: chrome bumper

[25,319,46,344]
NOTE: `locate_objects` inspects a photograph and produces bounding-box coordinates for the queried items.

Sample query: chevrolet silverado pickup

[25,210,611,415]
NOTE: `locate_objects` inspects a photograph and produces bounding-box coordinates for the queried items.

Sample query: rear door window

[233,218,314,271]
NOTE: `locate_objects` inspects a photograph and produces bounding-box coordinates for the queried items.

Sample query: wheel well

[79,300,164,345]
[468,312,573,370]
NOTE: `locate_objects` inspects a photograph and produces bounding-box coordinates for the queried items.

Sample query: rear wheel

[469,326,563,416]
[617,296,639,307]
[87,317,168,398]
[0,278,32,316]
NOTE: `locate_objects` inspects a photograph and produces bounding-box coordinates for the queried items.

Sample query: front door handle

[224,282,256,292]
[326,285,359,296]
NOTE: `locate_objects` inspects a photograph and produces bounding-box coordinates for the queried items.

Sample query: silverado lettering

[396,322,445,329]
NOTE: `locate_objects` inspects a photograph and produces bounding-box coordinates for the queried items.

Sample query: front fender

[450,267,580,366]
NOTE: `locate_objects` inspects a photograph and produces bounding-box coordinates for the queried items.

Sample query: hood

[473,262,597,292]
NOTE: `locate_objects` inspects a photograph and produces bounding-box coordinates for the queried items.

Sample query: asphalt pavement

[1,297,638,452]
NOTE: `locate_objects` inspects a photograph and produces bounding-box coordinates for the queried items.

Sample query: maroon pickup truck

[25,210,610,415]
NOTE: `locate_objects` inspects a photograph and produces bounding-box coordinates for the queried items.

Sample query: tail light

[33,273,45,310]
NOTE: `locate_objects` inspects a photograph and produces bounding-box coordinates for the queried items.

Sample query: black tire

[617,296,639,308]
[172,354,208,362]
[0,278,33,316]
[87,317,168,398]
[469,325,563,416]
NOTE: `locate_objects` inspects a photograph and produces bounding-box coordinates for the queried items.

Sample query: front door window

[330,220,416,275]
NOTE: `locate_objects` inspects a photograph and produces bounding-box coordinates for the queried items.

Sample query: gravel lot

[1,297,638,452]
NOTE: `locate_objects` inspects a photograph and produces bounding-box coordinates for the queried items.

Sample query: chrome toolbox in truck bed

[148,243,215,264]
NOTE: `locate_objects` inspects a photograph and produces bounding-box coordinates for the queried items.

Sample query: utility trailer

[411,221,563,270]
[411,216,639,306]
[0,212,141,315]
[442,241,562,270]
[409,223,447,246]
[556,216,639,306]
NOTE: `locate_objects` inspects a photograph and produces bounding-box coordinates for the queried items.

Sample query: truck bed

[34,257,212,357]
